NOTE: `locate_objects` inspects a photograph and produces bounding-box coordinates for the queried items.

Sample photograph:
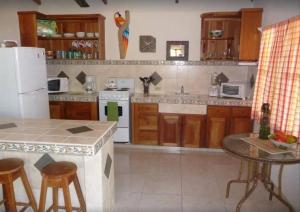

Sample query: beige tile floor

[114,147,289,212]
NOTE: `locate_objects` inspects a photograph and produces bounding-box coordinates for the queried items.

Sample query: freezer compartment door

[14,47,47,93]
[18,88,50,119]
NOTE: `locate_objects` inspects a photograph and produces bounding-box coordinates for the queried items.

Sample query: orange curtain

[252,16,300,138]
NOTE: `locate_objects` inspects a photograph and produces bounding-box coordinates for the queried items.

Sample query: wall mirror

[166,41,189,61]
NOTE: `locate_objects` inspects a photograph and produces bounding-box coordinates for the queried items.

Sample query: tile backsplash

[47,60,256,96]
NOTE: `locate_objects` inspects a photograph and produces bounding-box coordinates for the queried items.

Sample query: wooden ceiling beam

[32,0,41,5]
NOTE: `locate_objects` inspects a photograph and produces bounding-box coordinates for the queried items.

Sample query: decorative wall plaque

[139,35,156,52]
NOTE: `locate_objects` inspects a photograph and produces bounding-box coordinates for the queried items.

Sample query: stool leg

[2,184,9,211]
[20,167,38,212]
[62,179,72,212]
[73,174,86,212]
[52,187,59,212]
[38,177,48,212]
[4,180,17,212]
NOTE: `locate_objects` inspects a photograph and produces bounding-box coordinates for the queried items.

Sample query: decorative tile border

[49,93,98,102]
[0,142,94,156]
[47,59,239,66]
[131,93,252,107]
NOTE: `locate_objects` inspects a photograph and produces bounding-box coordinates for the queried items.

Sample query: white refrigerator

[0,47,50,119]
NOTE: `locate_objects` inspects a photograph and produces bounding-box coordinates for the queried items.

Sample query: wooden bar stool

[0,158,38,212]
[38,161,86,212]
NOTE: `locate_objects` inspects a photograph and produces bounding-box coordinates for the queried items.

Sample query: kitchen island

[0,118,117,211]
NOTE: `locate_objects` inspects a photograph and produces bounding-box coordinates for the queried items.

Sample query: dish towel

[107,102,119,121]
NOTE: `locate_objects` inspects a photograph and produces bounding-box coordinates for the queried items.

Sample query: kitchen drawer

[231,106,251,117]
[136,103,158,113]
[207,106,231,117]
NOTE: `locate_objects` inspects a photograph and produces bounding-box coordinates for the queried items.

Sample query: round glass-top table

[223,134,300,212]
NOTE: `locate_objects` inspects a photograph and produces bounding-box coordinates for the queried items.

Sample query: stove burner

[104,87,129,91]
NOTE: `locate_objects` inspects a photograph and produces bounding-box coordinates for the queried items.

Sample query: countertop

[49,91,252,107]
[49,92,98,102]
[131,93,253,107]
[0,119,117,156]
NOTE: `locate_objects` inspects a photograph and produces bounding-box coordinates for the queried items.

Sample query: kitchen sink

[159,103,207,114]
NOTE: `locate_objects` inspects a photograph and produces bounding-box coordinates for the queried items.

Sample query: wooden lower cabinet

[207,106,252,148]
[49,101,98,120]
[182,115,206,148]
[49,101,65,119]
[159,113,206,147]
[132,103,159,145]
[159,114,181,147]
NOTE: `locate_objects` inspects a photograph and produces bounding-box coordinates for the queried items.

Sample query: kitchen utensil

[64,33,75,38]
[86,32,94,38]
[72,40,80,48]
[76,32,85,38]
[46,51,54,59]
[51,34,62,38]
[139,77,153,96]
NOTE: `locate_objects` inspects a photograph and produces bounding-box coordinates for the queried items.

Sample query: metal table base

[226,160,295,212]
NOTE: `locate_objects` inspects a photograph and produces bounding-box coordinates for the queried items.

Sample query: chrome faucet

[181,85,184,94]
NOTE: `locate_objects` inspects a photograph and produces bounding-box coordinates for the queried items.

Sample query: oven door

[99,100,129,128]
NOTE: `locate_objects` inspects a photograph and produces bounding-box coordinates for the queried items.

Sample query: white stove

[99,78,134,143]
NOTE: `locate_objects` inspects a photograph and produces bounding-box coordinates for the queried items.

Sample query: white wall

[254,0,300,26]
[0,0,38,43]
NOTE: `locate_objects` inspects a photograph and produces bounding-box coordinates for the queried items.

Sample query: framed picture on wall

[166,41,189,61]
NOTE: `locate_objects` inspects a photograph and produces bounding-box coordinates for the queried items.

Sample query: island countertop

[0,119,117,156]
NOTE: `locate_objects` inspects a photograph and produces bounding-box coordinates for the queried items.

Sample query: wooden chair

[0,158,38,212]
[38,161,86,212]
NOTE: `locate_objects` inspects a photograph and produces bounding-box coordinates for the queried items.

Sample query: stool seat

[39,161,86,212]
[0,158,24,175]
[0,158,37,212]
[42,161,77,178]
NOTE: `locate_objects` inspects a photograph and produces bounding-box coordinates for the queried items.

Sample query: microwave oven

[220,83,248,100]
[47,77,69,93]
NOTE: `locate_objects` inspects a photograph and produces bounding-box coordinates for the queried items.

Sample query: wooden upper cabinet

[239,8,263,61]
[182,115,206,148]
[200,8,262,61]
[132,103,159,145]
[159,114,181,147]
[17,11,106,60]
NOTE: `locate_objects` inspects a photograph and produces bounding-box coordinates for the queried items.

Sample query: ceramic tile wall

[47,64,254,96]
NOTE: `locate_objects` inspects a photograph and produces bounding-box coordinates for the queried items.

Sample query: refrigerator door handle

[19,88,45,95]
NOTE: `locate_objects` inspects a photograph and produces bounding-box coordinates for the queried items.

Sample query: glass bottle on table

[259,103,271,139]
